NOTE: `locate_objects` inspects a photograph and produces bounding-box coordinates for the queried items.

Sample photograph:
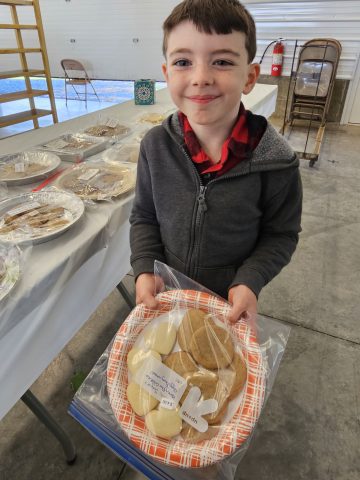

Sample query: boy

[129,0,302,322]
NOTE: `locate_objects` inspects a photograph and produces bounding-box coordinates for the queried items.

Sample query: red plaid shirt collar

[178,103,264,177]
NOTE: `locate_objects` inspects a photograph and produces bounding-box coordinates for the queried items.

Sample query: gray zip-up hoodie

[130,112,302,299]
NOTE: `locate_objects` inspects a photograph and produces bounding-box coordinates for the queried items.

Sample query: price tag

[14,162,25,173]
[44,139,69,150]
[7,201,41,217]
[78,169,99,181]
[134,356,187,409]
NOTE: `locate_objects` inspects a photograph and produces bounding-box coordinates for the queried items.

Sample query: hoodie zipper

[179,144,252,279]
[179,146,207,278]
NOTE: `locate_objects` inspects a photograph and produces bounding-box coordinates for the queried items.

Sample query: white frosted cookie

[145,407,183,439]
[145,322,177,355]
[127,382,158,416]
[127,347,161,375]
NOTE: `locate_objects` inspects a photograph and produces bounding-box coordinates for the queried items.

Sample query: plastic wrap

[295,61,333,97]
[0,151,62,186]
[102,143,140,165]
[70,262,290,479]
[0,243,22,303]
[36,133,108,163]
[0,188,85,244]
[81,116,132,144]
[0,242,32,338]
[53,161,136,202]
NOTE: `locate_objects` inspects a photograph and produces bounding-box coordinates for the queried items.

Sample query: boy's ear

[242,63,260,95]
[162,63,169,82]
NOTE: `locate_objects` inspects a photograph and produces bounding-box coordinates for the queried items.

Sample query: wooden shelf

[0,89,49,103]
[0,109,52,128]
[0,0,57,132]
[0,47,41,54]
[0,69,44,79]
[0,23,37,29]
[0,1,33,6]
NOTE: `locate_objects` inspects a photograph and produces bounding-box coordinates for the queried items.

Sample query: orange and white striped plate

[107,289,266,468]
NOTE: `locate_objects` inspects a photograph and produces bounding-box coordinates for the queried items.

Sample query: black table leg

[21,389,77,465]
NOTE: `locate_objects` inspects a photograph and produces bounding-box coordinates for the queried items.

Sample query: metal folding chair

[60,59,100,108]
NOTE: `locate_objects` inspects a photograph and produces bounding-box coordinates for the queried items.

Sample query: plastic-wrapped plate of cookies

[0,190,84,244]
[107,289,266,468]
[0,151,61,186]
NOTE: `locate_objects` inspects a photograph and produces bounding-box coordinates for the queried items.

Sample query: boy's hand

[135,273,163,309]
[228,284,257,323]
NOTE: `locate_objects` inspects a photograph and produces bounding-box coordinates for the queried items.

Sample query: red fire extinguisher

[271,39,284,76]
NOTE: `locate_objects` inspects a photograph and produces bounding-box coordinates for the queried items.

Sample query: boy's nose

[192,65,214,86]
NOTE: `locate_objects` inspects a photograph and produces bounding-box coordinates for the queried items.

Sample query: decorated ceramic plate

[107,289,266,468]
[0,190,84,245]
[0,151,61,186]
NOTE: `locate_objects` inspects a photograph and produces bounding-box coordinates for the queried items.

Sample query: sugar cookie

[145,407,183,439]
[163,351,197,377]
[181,370,229,425]
[127,348,161,375]
[126,382,158,416]
[177,309,215,351]
[190,324,234,369]
[228,352,247,400]
[181,423,218,443]
[145,321,177,355]
[181,369,218,403]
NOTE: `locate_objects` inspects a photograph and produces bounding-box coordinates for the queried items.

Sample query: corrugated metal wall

[1,0,359,92]
[245,0,360,80]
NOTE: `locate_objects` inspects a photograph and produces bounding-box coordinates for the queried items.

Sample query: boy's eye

[213,59,234,66]
[173,59,191,67]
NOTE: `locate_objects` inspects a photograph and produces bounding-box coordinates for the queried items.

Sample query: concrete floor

[0,121,360,480]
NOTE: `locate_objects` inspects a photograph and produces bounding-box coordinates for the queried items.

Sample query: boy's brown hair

[162,0,257,63]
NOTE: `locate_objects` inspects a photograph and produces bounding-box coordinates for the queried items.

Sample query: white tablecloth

[0,84,277,420]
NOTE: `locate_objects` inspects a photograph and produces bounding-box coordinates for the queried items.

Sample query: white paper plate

[0,151,61,186]
[0,190,85,245]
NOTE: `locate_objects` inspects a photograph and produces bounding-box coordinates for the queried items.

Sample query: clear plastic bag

[295,60,333,97]
[70,261,291,479]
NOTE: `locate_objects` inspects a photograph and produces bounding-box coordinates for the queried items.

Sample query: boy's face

[162,21,259,129]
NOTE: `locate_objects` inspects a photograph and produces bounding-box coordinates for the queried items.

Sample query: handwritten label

[14,162,25,173]
[134,356,187,409]
[7,201,41,217]
[160,398,176,410]
[180,386,218,432]
[78,168,99,182]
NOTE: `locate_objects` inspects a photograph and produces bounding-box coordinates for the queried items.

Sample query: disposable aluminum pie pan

[0,151,61,186]
[37,133,108,163]
[0,244,21,303]
[0,190,85,245]
[81,120,131,143]
[54,161,136,200]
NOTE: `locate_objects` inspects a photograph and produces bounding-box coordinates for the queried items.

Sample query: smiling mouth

[187,95,220,104]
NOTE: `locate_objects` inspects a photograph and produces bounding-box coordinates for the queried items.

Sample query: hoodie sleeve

[129,143,166,279]
[229,166,303,297]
